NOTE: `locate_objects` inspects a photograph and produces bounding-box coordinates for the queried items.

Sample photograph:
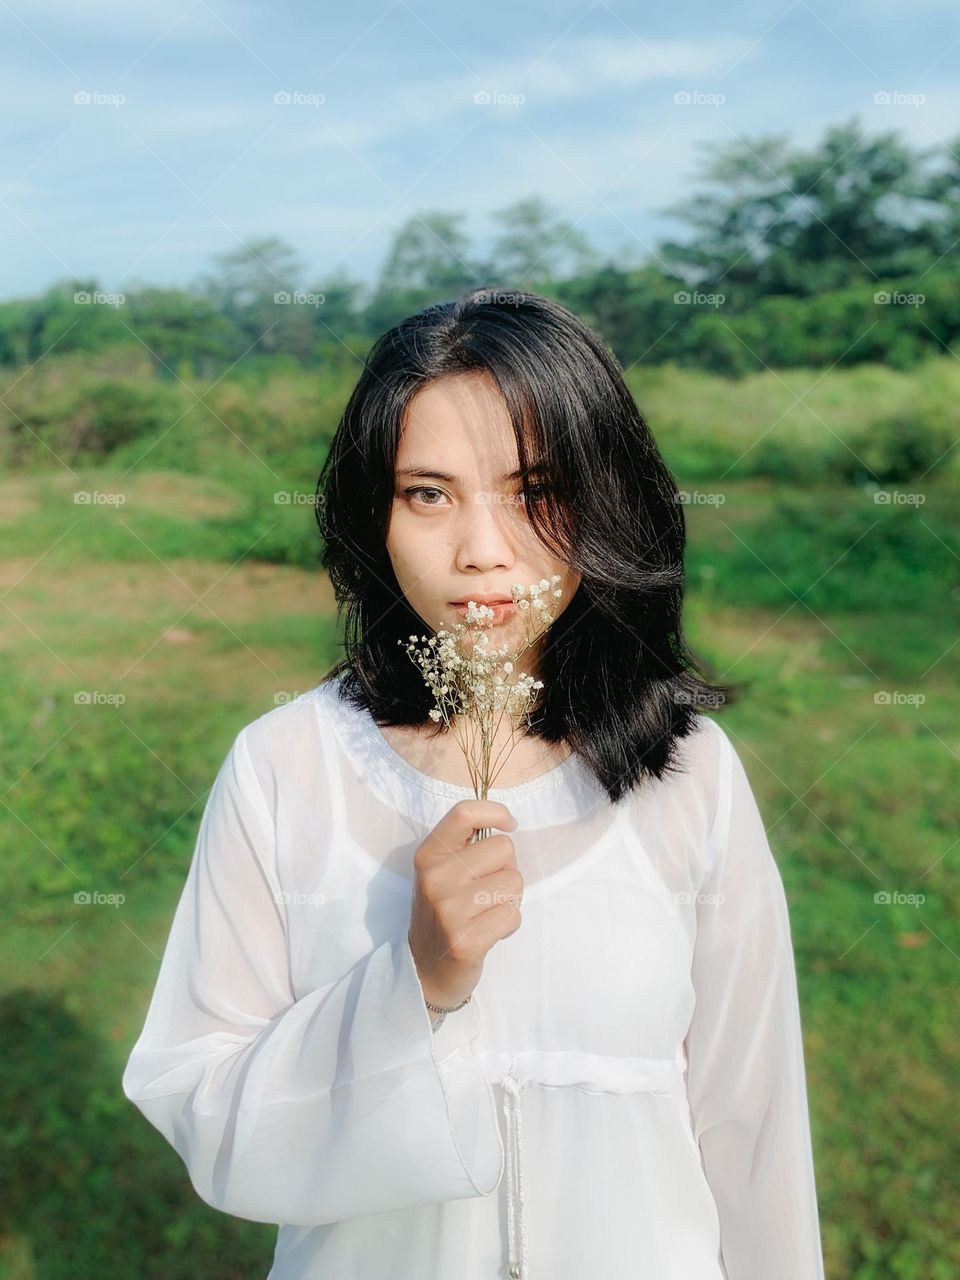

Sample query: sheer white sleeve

[683,723,825,1279]
[121,727,503,1226]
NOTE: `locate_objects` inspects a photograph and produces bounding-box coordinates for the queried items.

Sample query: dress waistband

[480,1048,686,1278]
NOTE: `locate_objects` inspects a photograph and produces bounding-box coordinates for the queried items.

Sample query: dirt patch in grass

[0,479,40,523]
[0,556,340,701]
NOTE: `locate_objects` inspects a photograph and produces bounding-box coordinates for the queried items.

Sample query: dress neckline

[314,674,618,900]
[344,683,580,803]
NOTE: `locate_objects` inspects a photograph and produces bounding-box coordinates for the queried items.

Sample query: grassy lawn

[0,368,956,1276]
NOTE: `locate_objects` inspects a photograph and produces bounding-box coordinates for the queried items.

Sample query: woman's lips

[450,601,517,625]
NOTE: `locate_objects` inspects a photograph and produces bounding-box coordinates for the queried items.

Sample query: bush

[77,381,180,455]
[839,401,957,484]
[695,490,957,613]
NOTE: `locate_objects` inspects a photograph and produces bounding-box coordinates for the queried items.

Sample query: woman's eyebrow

[396,462,548,483]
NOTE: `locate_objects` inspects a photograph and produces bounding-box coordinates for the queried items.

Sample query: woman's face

[386,372,580,673]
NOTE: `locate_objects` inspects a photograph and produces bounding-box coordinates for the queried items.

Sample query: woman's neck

[379,716,570,790]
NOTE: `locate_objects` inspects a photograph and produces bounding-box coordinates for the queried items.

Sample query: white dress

[122,672,826,1280]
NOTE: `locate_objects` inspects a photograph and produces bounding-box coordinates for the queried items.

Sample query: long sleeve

[121,726,504,1226]
[683,723,825,1280]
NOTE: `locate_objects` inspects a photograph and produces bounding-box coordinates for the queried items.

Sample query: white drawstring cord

[501,1066,528,1279]
[477,1047,684,1278]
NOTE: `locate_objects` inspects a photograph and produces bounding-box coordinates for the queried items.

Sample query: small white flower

[400,574,561,798]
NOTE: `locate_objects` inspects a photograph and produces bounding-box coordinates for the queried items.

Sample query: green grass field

[0,354,957,1278]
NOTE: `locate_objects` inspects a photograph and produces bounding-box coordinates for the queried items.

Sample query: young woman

[123,289,826,1279]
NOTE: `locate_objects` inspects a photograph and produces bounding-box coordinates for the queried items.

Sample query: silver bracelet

[425,992,471,1033]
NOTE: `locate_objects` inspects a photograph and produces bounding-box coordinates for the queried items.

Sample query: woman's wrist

[424,991,472,1034]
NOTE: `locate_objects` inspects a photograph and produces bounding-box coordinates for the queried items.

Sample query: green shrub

[85,381,178,454]
[839,401,958,484]
[692,489,957,613]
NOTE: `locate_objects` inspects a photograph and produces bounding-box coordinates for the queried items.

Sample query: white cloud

[249,32,757,167]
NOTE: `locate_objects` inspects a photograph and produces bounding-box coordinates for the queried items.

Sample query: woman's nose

[454,492,516,572]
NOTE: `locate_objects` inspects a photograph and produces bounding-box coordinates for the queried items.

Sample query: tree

[305,267,369,357]
[361,211,480,335]
[125,287,238,378]
[29,280,129,361]
[375,211,478,296]
[657,118,943,296]
[484,195,598,286]
[918,131,960,259]
[193,237,308,358]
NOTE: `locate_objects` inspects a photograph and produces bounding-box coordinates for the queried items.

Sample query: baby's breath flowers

[400,576,563,840]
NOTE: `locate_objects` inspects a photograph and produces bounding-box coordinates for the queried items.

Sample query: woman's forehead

[397,379,534,477]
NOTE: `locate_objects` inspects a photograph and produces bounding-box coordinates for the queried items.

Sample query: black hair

[315,286,738,805]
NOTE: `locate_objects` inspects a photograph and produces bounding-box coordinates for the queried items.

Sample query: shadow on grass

[0,991,275,1279]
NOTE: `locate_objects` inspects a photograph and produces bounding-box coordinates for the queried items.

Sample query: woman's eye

[516,483,551,503]
[403,486,447,506]
[400,483,550,508]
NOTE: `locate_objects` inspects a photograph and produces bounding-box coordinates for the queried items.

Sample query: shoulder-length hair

[315,286,738,805]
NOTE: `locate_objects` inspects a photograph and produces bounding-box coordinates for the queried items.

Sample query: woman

[122,288,826,1279]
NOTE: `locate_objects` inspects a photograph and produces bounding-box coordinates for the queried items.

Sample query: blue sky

[2,0,959,300]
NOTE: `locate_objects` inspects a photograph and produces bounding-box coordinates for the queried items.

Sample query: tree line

[3,117,960,378]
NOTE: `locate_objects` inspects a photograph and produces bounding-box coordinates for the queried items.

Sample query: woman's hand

[408,798,523,1011]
